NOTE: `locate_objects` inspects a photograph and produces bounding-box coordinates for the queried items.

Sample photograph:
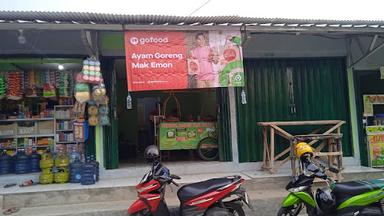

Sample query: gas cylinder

[40,153,54,169]
[55,152,69,167]
[39,168,54,184]
[54,167,69,183]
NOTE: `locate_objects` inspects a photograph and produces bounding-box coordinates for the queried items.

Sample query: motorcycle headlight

[288,186,308,193]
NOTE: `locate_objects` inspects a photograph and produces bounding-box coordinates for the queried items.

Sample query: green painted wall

[236,58,352,162]
[100,32,124,51]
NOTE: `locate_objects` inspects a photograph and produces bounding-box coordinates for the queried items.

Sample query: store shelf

[56,141,76,144]
[55,118,73,120]
[0,145,51,149]
[0,118,54,122]
[55,105,73,108]
[0,134,55,139]
[57,129,73,132]
[0,147,17,149]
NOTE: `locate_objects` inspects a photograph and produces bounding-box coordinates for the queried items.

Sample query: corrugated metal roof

[2,10,384,30]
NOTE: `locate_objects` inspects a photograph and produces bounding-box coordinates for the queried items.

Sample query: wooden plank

[258,120,345,126]
[337,127,343,169]
[274,147,290,161]
[308,121,345,146]
[262,127,269,169]
[290,140,297,176]
[270,124,294,140]
[313,152,343,156]
[270,128,275,168]
[315,141,326,152]
[294,134,343,140]
[262,128,267,168]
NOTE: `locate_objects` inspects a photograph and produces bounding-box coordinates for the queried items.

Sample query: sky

[0,0,383,21]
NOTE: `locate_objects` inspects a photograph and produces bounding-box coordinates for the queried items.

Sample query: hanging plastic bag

[74,82,90,104]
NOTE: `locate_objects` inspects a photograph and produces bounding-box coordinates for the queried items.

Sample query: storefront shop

[3,12,384,174]
[114,30,244,165]
[0,56,111,180]
[236,57,353,162]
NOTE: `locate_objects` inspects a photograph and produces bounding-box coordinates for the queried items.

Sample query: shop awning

[1,11,384,33]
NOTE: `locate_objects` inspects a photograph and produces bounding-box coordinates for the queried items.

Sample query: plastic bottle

[126,93,132,110]
[241,89,247,105]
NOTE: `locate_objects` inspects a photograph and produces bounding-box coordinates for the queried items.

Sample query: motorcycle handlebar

[171,180,179,187]
[314,156,340,174]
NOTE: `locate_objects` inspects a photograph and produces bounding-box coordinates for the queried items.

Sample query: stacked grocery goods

[7,71,23,100]
[43,71,56,98]
[25,70,37,97]
[57,71,73,98]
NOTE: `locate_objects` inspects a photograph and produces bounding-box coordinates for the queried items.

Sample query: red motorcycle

[128,146,253,216]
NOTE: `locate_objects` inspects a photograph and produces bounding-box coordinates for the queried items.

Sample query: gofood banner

[125,31,244,91]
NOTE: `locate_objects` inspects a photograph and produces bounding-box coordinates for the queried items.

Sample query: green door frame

[347,68,362,165]
[351,69,383,166]
[101,57,119,169]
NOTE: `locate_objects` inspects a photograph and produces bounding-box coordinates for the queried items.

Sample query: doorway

[114,60,232,165]
[354,70,384,166]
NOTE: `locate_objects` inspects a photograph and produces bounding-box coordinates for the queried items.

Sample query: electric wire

[188,0,212,16]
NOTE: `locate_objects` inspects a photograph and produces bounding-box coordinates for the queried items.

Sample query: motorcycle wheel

[277,203,303,216]
[225,203,246,216]
[197,137,219,161]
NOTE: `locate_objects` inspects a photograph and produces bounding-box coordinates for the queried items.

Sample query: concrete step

[1,172,248,209]
[2,189,286,216]
[1,166,383,211]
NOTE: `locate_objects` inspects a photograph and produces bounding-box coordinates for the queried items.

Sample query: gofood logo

[129,36,169,45]
[130,37,139,45]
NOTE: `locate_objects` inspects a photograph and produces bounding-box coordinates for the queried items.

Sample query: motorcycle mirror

[306,163,320,173]
[329,166,340,174]
[170,174,181,180]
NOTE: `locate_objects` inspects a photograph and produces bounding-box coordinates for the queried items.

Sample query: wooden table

[257,120,345,177]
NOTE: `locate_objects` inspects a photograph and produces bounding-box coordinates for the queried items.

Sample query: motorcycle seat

[333,179,384,204]
[177,176,240,203]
